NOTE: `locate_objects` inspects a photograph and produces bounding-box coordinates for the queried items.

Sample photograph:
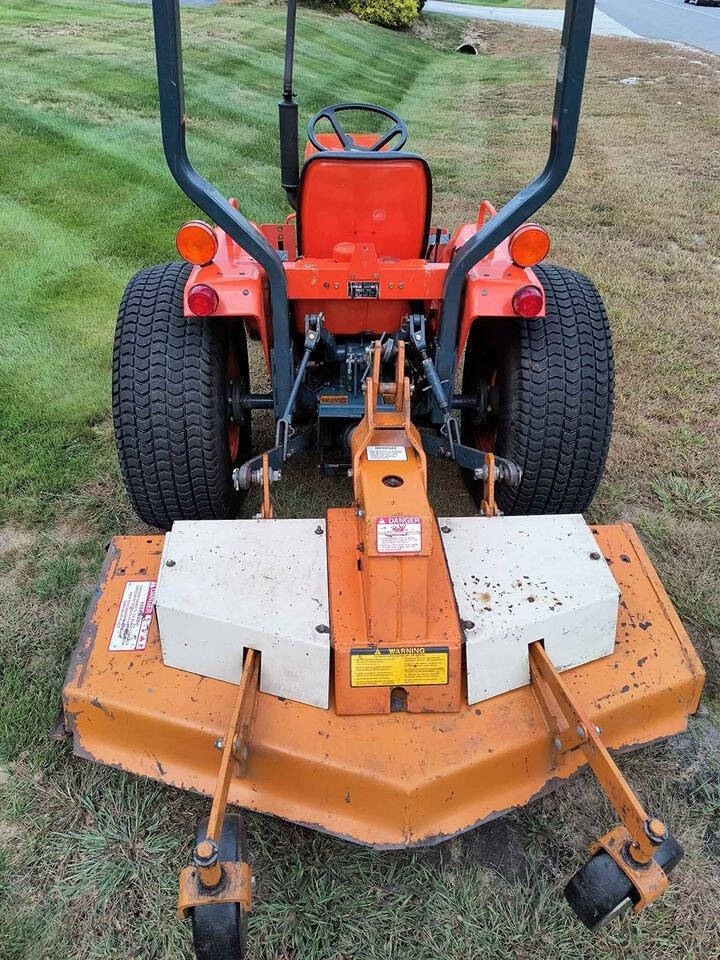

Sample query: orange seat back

[297,152,432,260]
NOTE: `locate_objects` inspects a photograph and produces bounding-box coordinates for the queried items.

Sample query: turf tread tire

[112,262,249,530]
[463,264,614,515]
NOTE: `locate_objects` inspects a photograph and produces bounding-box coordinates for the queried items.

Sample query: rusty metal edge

[64,722,688,850]
[61,541,120,739]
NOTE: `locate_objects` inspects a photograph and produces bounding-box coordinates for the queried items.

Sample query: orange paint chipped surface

[63,525,704,848]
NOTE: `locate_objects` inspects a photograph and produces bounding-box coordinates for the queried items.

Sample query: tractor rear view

[60,1,705,956]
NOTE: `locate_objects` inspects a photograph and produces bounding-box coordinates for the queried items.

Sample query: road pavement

[424,2,636,36]
[425,0,720,54]
[597,0,720,55]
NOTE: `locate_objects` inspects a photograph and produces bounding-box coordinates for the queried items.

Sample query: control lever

[407,314,460,456]
[276,313,323,460]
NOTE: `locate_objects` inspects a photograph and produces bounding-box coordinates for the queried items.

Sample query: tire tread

[112,261,245,529]
[463,264,614,515]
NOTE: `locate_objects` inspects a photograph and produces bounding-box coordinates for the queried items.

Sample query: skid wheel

[565,832,683,931]
[113,261,252,530]
[191,815,249,960]
[461,264,614,515]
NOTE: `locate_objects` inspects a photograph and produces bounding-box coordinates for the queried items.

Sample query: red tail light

[187,283,219,317]
[512,284,544,318]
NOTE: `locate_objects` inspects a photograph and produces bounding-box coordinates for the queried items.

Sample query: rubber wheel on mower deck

[565,832,683,931]
[191,815,249,960]
[112,262,251,530]
[461,264,614,514]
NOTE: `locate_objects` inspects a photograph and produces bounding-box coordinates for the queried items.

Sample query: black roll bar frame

[148,0,595,428]
[279,0,301,208]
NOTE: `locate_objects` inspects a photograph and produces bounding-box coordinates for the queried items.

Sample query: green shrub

[349,0,419,29]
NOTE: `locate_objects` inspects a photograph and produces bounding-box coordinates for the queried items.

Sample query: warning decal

[109,581,157,652]
[350,647,449,688]
[376,516,422,554]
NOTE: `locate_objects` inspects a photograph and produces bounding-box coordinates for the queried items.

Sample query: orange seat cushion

[297,153,432,260]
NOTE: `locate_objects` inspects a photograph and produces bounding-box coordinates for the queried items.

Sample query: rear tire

[112,262,251,530]
[462,264,614,515]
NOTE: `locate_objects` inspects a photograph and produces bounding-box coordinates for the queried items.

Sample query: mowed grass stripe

[0,1,436,522]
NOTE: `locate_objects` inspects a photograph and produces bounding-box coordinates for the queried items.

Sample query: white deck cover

[156,514,619,709]
[156,520,331,708]
[440,514,620,703]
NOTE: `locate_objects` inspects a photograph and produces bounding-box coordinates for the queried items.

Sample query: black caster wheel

[565,832,683,931]
[191,815,249,960]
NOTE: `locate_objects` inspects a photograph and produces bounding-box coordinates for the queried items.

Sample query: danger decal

[376,516,422,554]
[109,580,157,652]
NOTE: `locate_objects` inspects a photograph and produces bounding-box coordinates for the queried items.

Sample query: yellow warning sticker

[350,646,449,688]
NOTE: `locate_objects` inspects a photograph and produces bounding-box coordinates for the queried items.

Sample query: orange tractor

[61,0,705,956]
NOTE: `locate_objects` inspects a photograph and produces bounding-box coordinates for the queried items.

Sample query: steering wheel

[307,102,408,153]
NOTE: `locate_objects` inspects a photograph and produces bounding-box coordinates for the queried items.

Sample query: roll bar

[433,0,596,421]
[150,0,595,426]
[150,0,294,419]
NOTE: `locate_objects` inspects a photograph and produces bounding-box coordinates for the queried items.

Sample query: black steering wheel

[307,102,408,153]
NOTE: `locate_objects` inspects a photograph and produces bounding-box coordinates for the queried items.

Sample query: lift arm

[177,649,260,919]
[433,0,597,423]
[529,641,671,909]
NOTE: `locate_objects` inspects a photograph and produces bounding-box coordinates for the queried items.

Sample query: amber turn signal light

[509,224,550,268]
[176,220,218,266]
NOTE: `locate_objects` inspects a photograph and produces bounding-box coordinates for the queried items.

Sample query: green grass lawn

[1,2,720,959]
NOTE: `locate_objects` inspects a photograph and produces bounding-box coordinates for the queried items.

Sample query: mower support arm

[433,0,596,422]
[150,0,294,419]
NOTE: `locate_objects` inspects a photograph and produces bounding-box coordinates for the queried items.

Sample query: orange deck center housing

[328,342,463,715]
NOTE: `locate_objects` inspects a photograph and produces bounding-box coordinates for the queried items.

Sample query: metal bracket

[529,640,670,908]
[177,649,260,917]
[591,826,668,912]
[420,429,522,488]
[178,861,252,919]
[233,425,314,491]
[480,451,498,517]
[259,452,275,520]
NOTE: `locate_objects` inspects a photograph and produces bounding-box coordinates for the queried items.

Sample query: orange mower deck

[62,524,703,849]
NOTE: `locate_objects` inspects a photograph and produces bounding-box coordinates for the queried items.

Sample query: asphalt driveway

[424,1,636,36]
[425,0,720,55]
[598,0,720,54]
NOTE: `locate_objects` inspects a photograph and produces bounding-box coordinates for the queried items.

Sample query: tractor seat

[296,139,432,260]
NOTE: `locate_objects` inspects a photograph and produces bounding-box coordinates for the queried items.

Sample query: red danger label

[376,516,422,554]
[109,580,156,652]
